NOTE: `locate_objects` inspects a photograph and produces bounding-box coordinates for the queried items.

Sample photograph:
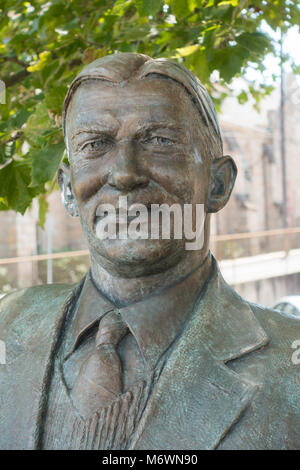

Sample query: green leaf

[27,51,52,72]
[111,0,133,15]
[292,64,300,75]
[174,44,199,58]
[31,142,65,186]
[0,197,9,211]
[218,0,239,6]
[24,103,53,147]
[237,90,248,104]
[185,49,210,83]
[236,32,271,55]
[213,46,250,82]
[204,0,215,7]
[0,160,33,214]
[136,0,162,17]
[170,0,192,19]
[12,108,31,128]
[45,84,68,115]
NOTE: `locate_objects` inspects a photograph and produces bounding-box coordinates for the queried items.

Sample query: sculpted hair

[62,52,223,161]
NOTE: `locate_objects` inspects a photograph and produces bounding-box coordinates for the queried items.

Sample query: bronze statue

[0,53,299,450]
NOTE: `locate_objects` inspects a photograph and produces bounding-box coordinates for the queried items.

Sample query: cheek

[191,167,209,205]
[70,158,106,203]
[143,148,191,196]
[149,153,203,203]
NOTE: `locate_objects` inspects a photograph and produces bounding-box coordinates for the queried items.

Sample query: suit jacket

[0,259,300,450]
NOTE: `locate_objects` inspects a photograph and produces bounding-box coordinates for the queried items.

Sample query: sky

[245,24,300,84]
[221,25,300,128]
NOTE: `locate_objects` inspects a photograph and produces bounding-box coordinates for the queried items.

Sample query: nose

[108,141,149,191]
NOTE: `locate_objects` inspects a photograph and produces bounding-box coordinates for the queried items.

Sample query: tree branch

[2,69,30,87]
[0,131,23,146]
[76,34,103,48]
[0,158,13,170]
[0,56,28,68]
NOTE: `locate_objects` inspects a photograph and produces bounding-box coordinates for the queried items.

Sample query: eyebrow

[70,119,184,144]
[135,120,183,134]
[71,122,119,142]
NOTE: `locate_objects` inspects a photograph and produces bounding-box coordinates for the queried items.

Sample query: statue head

[59,53,236,277]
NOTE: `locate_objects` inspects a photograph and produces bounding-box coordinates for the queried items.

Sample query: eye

[81,138,113,153]
[143,136,173,147]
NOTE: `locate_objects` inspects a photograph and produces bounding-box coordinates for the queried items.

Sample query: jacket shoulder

[0,283,76,336]
[233,300,300,381]
[249,301,300,341]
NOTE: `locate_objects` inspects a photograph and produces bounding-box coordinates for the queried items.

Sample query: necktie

[71,310,129,418]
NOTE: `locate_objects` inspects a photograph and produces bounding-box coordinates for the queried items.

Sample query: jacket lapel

[131,258,269,450]
[0,282,82,449]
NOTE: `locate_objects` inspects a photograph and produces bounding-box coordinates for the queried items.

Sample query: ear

[206,155,237,213]
[57,163,79,217]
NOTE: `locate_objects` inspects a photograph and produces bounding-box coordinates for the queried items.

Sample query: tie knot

[96,310,128,348]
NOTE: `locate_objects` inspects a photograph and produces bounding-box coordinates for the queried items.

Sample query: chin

[90,237,185,277]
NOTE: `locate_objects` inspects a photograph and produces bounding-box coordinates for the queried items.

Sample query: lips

[94,205,151,226]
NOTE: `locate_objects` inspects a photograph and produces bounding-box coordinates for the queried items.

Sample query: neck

[90,250,212,306]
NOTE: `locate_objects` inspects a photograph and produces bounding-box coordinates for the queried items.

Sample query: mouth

[91,187,182,240]
[94,205,152,232]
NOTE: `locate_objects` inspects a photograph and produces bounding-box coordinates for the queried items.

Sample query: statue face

[63,78,233,276]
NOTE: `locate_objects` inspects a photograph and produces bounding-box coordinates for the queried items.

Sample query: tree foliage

[0,0,299,219]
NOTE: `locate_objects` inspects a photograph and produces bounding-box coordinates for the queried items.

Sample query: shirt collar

[66,254,212,369]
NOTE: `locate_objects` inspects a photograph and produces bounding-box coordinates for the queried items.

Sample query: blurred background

[0,0,300,311]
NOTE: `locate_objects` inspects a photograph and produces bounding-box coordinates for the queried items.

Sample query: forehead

[65,78,200,134]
